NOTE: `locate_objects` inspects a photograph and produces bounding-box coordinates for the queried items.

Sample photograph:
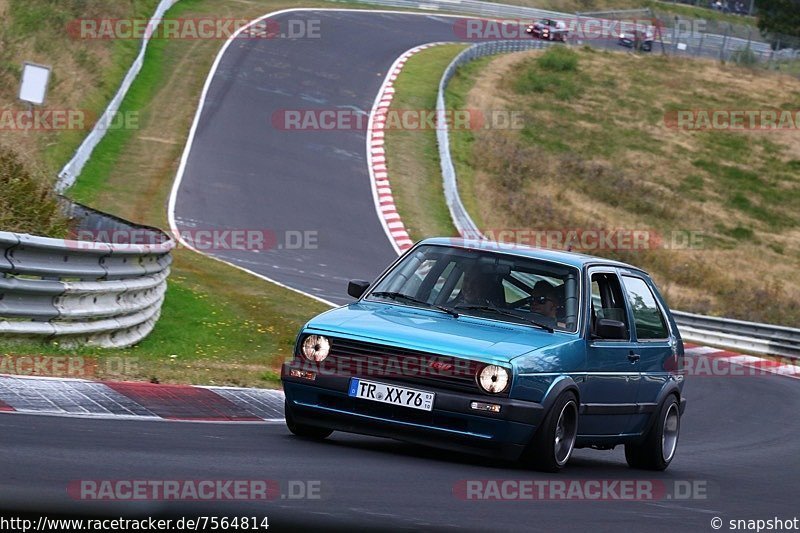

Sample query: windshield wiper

[454,304,554,333]
[370,292,459,318]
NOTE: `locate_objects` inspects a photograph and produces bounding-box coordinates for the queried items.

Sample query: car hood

[304,302,577,366]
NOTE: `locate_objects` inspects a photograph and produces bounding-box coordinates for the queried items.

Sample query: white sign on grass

[19,62,51,106]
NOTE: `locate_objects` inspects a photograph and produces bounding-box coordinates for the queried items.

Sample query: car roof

[417,237,648,274]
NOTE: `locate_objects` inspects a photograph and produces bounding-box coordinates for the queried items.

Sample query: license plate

[348,378,435,411]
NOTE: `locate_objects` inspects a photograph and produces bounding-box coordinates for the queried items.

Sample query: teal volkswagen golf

[281,238,686,471]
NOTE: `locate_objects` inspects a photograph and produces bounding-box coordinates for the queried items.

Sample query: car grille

[313,337,490,395]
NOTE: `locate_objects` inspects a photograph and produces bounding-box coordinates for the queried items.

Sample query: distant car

[526,18,568,42]
[282,238,686,471]
[619,27,655,51]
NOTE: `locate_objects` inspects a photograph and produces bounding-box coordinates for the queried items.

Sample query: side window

[590,273,629,339]
[621,276,669,340]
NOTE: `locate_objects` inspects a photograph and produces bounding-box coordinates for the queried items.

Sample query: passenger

[531,281,563,328]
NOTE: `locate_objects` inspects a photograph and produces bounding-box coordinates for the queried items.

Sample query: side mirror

[347,280,371,299]
[595,318,628,340]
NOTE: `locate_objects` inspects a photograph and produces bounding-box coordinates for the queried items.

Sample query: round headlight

[302,335,330,362]
[478,365,510,393]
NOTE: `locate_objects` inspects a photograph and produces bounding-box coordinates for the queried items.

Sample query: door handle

[628,352,641,363]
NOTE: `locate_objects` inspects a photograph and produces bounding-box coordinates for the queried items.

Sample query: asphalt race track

[1,366,799,531]
[2,9,798,532]
[171,9,636,305]
[172,10,473,305]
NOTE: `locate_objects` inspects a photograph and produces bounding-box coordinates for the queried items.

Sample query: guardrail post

[672,16,678,53]
[720,24,730,61]
[698,28,705,57]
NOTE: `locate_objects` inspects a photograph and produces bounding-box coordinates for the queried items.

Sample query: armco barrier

[435,40,799,358]
[0,201,174,348]
[672,311,800,359]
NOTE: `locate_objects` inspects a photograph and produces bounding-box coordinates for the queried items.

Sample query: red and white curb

[683,344,799,379]
[367,42,454,255]
[0,346,796,421]
[0,375,285,422]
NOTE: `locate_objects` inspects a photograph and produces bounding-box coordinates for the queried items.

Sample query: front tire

[524,391,578,472]
[285,400,333,440]
[625,395,680,471]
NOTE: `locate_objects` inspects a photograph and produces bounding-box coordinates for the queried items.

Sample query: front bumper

[281,362,544,461]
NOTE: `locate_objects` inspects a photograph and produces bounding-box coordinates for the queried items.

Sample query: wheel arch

[541,375,580,415]
[641,381,683,437]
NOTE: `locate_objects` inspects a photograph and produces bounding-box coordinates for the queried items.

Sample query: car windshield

[366,244,581,332]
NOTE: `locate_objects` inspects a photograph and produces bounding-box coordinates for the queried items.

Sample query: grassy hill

[452,46,800,325]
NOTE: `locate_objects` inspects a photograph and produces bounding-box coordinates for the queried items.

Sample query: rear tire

[285,400,332,440]
[625,395,680,471]
[523,391,578,472]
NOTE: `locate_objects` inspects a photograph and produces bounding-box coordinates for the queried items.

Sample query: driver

[531,281,561,328]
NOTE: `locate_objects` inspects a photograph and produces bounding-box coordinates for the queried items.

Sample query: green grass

[0,1,161,175]
[67,20,168,204]
[514,50,586,101]
[646,1,757,28]
[0,145,69,236]
[536,46,579,72]
[43,36,156,173]
[384,44,467,240]
[446,56,495,232]
[474,0,758,29]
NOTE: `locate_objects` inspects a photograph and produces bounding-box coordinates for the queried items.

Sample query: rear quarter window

[621,276,669,340]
